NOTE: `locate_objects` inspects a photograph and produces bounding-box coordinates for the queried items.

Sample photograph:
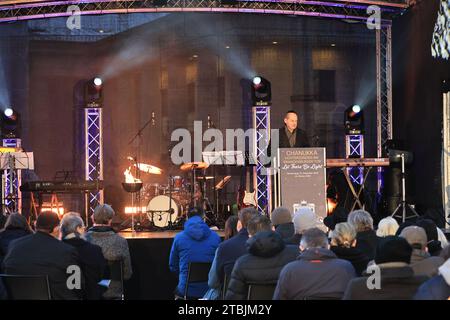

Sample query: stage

[120,230,224,300]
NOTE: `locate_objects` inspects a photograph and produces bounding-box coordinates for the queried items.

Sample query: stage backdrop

[278,148,327,218]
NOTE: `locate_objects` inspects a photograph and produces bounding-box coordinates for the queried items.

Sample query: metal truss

[0,0,408,23]
[252,106,271,215]
[345,134,364,185]
[84,107,103,224]
[376,25,393,192]
[2,139,22,213]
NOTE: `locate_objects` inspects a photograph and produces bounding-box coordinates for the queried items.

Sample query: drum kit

[124,160,215,230]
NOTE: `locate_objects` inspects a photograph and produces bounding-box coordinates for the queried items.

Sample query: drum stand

[167,175,175,229]
[199,172,215,225]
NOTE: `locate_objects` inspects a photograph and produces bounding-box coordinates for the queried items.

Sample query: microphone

[151,112,155,126]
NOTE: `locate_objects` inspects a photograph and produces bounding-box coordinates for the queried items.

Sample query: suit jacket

[267,127,310,158]
[63,237,107,300]
[343,264,428,300]
[2,232,81,300]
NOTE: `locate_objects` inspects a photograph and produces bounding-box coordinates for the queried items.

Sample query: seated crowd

[1,203,449,300]
[169,207,450,300]
[0,204,132,300]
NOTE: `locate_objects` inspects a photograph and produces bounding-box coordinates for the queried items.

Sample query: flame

[327,198,338,215]
[124,168,142,183]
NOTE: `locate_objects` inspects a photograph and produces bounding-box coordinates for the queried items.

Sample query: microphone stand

[128,117,153,231]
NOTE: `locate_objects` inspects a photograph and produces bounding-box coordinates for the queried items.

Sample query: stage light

[253,76,262,85]
[344,104,364,135]
[251,76,271,105]
[84,77,103,106]
[94,77,102,86]
[1,108,20,138]
[352,105,361,114]
[4,108,13,117]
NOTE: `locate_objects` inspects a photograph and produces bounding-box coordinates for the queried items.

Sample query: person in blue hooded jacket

[169,207,221,299]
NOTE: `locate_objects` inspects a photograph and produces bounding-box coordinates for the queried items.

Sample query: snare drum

[146,195,180,228]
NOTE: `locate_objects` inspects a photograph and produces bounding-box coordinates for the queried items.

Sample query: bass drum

[146,195,180,228]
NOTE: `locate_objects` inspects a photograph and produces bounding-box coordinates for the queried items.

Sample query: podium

[274,148,327,219]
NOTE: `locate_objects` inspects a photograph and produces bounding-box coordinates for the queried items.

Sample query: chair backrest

[0,274,51,300]
[221,272,230,300]
[107,260,124,299]
[184,262,212,299]
[247,283,277,300]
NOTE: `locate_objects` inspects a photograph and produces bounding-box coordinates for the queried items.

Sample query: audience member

[436,227,449,249]
[330,222,369,276]
[223,215,239,241]
[285,207,327,246]
[376,217,399,238]
[416,219,442,256]
[274,228,355,300]
[2,211,81,300]
[61,212,107,300]
[226,215,298,299]
[0,213,32,261]
[347,210,378,260]
[215,207,259,284]
[343,236,428,300]
[414,258,450,300]
[399,226,444,277]
[323,206,349,231]
[169,207,220,299]
[86,204,132,300]
[270,207,294,241]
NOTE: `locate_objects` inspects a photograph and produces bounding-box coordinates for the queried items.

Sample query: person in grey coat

[399,226,444,278]
[86,204,132,299]
[274,228,356,300]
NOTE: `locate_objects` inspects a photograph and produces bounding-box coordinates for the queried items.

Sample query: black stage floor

[120,230,224,300]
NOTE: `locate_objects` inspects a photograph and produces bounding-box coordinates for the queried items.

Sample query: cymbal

[180,162,209,171]
[134,163,163,175]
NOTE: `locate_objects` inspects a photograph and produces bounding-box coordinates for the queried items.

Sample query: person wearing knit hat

[415,219,442,256]
[343,236,429,300]
[399,226,445,278]
[285,207,327,246]
[374,236,413,265]
[270,207,294,241]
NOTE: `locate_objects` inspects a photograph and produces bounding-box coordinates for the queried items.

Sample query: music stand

[389,149,418,222]
[0,152,34,171]
[0,152,34,213]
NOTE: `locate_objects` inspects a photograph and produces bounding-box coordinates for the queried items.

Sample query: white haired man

[61,213,107,300]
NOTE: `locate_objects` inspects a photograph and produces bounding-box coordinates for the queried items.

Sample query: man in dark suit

[2,211,82,300]
[267,110,310,159]
[279,110,310,148]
